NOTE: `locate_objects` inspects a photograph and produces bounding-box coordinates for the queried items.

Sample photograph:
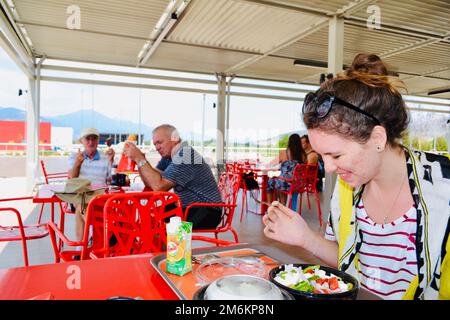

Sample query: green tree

[277,134,289,149]
[436,136,448,152]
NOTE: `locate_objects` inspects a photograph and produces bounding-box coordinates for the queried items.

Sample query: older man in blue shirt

[68,128,114,242]
[124,124,222,230]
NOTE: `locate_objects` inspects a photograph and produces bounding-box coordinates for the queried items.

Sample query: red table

[0,253,178,300]
[240,166,280,213]
[33,184,65,222]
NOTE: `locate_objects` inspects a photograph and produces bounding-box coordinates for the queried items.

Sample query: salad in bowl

[270,264,359,300]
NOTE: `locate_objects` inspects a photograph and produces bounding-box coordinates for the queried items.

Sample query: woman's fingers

[274,202,296,219]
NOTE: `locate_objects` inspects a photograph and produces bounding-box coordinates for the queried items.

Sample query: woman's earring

[376,145,382,152]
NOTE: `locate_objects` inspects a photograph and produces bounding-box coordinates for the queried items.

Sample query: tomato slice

[329,277,339,290]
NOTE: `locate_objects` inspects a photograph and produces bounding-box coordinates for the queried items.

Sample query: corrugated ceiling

[1,0,449,99]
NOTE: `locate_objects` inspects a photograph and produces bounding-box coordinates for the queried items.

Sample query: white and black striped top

[326,201,418,299]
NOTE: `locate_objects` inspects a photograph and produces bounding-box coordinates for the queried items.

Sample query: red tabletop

[0,253,178,300]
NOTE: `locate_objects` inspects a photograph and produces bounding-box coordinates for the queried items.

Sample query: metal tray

[150,244,280,300]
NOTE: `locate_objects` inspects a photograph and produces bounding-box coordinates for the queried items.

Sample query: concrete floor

[0,188,327,270]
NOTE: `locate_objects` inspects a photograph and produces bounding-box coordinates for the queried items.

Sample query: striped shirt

[157,142,222,208]
[325,201,418,300]
[68,150,111,185]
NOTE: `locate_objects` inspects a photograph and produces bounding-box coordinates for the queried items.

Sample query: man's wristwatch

[137,159,148,169]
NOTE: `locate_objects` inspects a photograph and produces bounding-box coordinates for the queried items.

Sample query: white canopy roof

[2,0,449,99]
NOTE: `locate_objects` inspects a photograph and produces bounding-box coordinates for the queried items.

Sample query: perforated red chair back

[100,192,182,257]
[80,194,114,259]
[216,172,241,229]
[289,164,319,194]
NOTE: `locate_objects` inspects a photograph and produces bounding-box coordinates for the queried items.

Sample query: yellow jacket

[334,148,450,299]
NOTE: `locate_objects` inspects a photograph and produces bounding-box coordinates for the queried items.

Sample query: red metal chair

[97,191,183,257]
[236,162,263,222]
[0,196,49,266]
[40,160,68,184]
[48,191,183,262]
[276,164,322,226]
[184,172,241,243]
[48,193,113,262]
[38,160,73,224]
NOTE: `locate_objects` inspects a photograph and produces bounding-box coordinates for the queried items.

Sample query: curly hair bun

[347,53,388,76]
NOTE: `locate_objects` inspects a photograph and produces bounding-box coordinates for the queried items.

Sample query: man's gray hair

[152,124,181,142]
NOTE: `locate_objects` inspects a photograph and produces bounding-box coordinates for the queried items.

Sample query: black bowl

[193,284,295,300]
[269,264,359,300]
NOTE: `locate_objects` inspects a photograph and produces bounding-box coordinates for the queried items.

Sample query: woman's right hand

[263,201,313,248]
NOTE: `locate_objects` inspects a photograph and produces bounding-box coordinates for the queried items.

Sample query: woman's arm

[263,202,338,268]
[307,152,318,165]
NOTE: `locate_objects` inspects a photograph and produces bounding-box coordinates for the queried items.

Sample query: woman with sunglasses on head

[263,53,450,299]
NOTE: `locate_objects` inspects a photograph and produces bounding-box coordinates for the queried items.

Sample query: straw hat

[54,178,105,210]
[79,128,100,141]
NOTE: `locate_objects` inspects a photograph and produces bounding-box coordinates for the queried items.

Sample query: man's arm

[124,143,175,191]
[68,151,84,179]
[137,159,175,191]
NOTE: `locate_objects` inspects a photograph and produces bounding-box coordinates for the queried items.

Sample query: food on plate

[273,264,352,294]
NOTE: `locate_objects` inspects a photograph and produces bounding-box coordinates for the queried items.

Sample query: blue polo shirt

[156,142,222,208]
[68,150,111,185]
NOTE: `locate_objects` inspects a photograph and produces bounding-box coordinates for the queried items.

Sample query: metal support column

[322,16,344,217]
[26,61,38,191]
[216,74,227,176]
[225,75,235,161]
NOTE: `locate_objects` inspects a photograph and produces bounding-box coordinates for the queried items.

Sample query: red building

[0,120,52,151]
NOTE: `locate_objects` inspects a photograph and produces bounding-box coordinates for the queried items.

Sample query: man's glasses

[302,92,381,125]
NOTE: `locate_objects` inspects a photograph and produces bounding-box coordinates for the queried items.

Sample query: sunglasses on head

[302,91,381,125]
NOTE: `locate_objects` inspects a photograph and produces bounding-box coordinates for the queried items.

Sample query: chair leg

[307,192,311,209]
[215,233,219,247]
[316,192,322,227]
[20,237,29,267]
[37,203,45,224]
[299,193,303,215]
[231,228,239,243]
[240,190,246,223]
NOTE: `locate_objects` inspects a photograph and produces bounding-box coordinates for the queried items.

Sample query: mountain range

[0,107,153,139]
[0,107,295,144]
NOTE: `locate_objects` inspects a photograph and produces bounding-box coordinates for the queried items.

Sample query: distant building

[99,133,144,145]
[0,120,51,151]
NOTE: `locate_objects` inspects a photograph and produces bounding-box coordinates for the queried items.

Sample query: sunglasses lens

[302,92,316,113]
[316,94,333,118]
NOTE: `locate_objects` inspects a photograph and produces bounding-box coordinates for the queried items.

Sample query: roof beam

[224,19,328,74]
[0,5,34,78]
[380,33,450,59]
[137,0,191,66]
[41,64,311,94]
[0,0,33,56]
[236,0,331,16]
[40,75,304,102]
[401,66,450,82]
[335,0,379,17]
